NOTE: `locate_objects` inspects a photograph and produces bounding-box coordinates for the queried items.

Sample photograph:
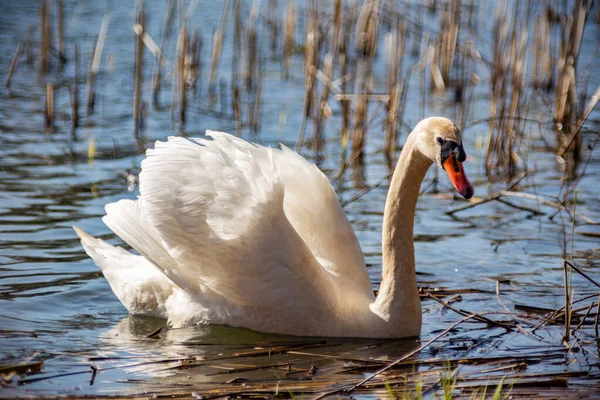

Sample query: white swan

[74,117,473,338]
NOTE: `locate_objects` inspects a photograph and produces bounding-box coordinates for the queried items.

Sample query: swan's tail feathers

[102,199,197,294]
[72,226,174,318]
[73,226,134,272]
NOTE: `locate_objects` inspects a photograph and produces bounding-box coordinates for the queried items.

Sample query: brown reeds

[435,0,459,91]
[133,9,145,136]
[39,0,51,74]
[57,0,65,71]
[45,82,54,129]
[5,43,23,94]
[351,1,379,162]
[296,1,319,150]
[152,0,175,108]
[71,43,79,129]
[268,0,279,55]
[176,23,188,125]
[384,13,406,165]
[87,9,109,116]
[209,0,231,95]
[555,0,592,162]
[484,2,528,179]
[282,2,296,79]
[532,12,552,90]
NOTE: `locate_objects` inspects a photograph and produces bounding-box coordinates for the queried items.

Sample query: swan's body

[75,117,473,338]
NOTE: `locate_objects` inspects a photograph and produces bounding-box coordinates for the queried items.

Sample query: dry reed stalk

[563,261,571,341]
[5,43,23,93]
[411,1,424,57]
[313,53,333,154]
[332,0,342,63]
[39,0,51,74]
[296,2,319,150]
[484,2,528,178]
[245,4,259,92]
[253,70,264,133]
[351,1,380,162]
[209,0,231,93]
[532,12,552,90]
[282,2,296,78]
[232,0,241,84]
[268,0,279,54]
[85,51,95,115]
[176,24,188,125]
[57,0,65,70]
[26,25,34,65]
[219,79,227,113]
[555,0,592,161]
[383,13,405,164]
[231,0,242,136]
[133,9,145,136]
[232,85,241,137]
[71,43,79,128]
[188,29,201,92]
[436,0,459,88]
[87,9,109,115]
[152,0,175,108]
[45,82,54,129]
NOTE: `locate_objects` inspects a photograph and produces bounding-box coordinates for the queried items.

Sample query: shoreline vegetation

[1,0,599,398]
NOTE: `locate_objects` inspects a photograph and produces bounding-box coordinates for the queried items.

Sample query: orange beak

[443,154,474,199]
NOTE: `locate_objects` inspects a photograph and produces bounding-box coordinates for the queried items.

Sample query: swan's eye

[436,137,444,145]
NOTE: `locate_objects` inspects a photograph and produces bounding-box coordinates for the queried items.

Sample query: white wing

[206,132,371,294]
[134,134,341,314]
[80,131,375,330]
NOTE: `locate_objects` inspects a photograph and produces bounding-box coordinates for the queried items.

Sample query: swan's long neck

[372,134,431,327]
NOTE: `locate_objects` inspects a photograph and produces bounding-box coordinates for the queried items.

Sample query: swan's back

[76,132,373,335]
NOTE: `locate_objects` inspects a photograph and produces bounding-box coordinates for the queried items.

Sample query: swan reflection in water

[97,315,421,383]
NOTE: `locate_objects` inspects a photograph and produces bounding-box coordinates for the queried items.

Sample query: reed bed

[20,0,596,169]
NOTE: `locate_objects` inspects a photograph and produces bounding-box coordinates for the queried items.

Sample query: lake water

[1,0,599,398]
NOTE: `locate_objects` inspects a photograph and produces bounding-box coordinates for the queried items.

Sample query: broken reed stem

[152,0,175,108]
[39,0,51,74]
[87,9,109,116]
[563,260,571,341]
[595,294,600,337]
[5,43,23,93]
[350,314,479,393]
[555,0,592,161]
[245,4,259,92]
[282,2,296,79]
[313,53,333,154]
[177,23,188,125]
[564,260,600,289]
[57,0,65,70]
[425,292,514,330]
[133,9,145,136]
[296,3,318,151]
[231,0,241,136]
[45,82,54,129]
[268,0,278,54]
[71,43,79,128]
[351,1,379,162]
[209,0,231,93]
[384,13,405,164]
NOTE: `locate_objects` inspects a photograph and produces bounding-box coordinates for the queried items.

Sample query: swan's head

[413,117,474,199]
